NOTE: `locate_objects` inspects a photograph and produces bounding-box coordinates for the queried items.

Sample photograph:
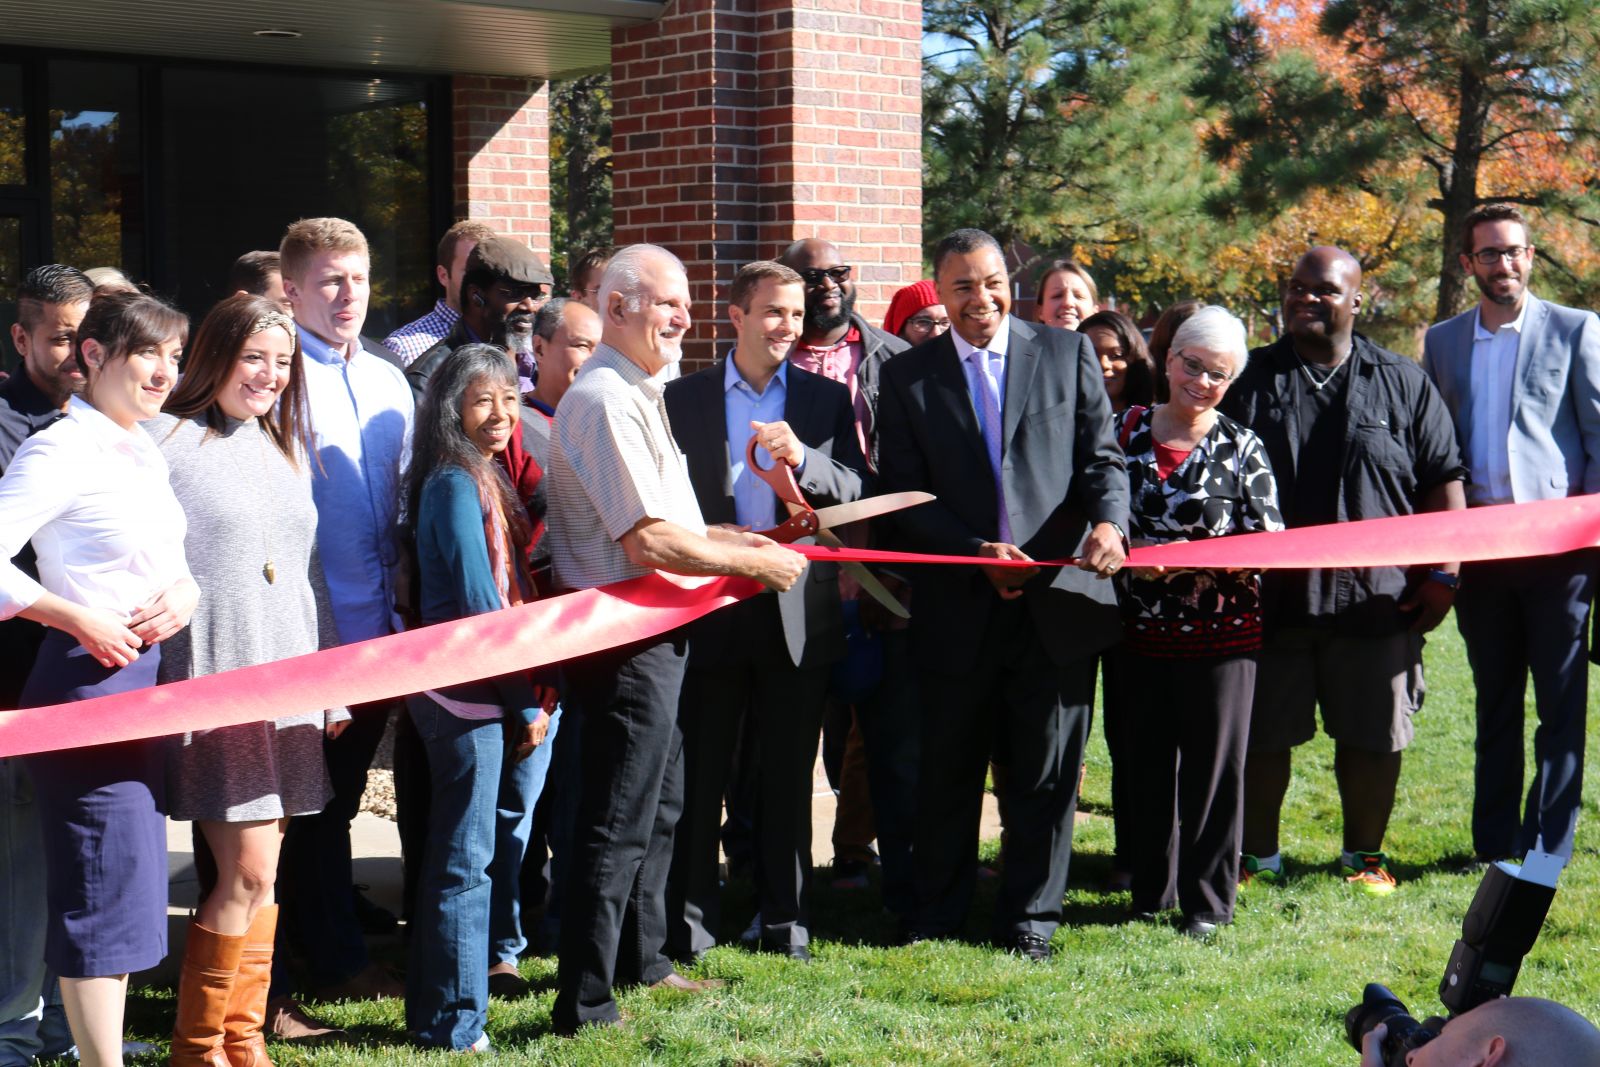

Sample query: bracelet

[1426,568,1460,590]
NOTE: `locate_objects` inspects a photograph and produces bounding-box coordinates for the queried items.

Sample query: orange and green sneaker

[1343,852,1398,896]
[1239,854,1281,887]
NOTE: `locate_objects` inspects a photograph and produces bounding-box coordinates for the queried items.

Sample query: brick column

[612,0,922,366]
[452,76,551,252]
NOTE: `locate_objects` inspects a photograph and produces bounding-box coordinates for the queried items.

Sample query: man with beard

[1422,204,1600,863]
[406,237,553,400]
[1221,246,1466,895]
[0,264,92,1067]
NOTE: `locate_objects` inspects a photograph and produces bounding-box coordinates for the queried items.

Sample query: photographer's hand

[1360,1023,1388,1067]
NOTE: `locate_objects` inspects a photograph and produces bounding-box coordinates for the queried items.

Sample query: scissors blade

[811,528,911,620]
[808,491,934,531]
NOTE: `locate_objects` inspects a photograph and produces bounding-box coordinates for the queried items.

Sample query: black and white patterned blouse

[1117,405,1285,658]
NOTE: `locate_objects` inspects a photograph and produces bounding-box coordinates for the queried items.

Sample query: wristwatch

[1426,568,1460,590]
[1105,521,1130,553]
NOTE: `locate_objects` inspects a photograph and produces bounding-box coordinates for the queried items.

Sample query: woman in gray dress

[151,294,348,1067]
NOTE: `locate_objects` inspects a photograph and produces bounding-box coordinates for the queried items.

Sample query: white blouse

[0,396,192,621]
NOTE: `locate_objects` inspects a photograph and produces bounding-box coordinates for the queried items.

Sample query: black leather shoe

[761,939,811,962]
[1006,933,1052,961]
[1179,917,1219,940]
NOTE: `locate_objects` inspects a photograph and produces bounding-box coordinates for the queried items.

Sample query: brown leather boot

[222,905,277,1067]
[171,922,245,1067]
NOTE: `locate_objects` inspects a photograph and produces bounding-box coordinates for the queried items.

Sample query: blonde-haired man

[277,216,415,1006]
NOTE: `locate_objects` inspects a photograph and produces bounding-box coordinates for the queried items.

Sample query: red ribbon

[788,496,1600,570]
[0,573,761,758]
[4,497,1597,758]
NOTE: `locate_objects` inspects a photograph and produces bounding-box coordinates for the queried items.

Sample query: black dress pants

[667,650,829,957]
[911,600,1094,941]
[551,635,687,1032]
[1456,551,1595,860]
[1117,650,1255,924]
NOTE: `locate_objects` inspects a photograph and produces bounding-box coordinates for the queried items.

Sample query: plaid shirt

[549,345,706,590]
[383,299,460,366]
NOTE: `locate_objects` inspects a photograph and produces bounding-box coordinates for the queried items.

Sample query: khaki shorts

[1248,627,1424,754]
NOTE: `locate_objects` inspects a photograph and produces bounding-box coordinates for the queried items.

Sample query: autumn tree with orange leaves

[1195,0,1600,326]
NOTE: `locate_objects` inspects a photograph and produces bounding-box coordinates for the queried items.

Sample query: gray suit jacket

[664,358,872,669]
[876,317,1129,670]
[1423,295,1600,502]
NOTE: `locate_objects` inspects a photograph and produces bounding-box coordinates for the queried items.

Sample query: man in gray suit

[662,261,871,962]
[1422,203,1600,862]
[876,228,1128,958]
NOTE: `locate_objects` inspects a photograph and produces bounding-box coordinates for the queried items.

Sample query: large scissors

[744,435,932,619]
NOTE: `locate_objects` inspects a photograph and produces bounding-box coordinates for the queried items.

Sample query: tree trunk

[1433,5,1491,324]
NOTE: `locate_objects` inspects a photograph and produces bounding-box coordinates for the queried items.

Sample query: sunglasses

[799,266,853,288]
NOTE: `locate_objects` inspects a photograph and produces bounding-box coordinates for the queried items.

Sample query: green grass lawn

[127,624,1600,1064]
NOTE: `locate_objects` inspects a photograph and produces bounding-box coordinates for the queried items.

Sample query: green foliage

[1195,0,1600,322]
[125,626,1600,1064]
[549,73,612,289]
[328,102,431,317]
[922,0,1232,283]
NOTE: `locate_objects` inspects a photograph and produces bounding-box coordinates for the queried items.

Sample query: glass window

[0,213,20,375]
[159,69,434,335]
[49,60,143,279]
[0,63,24,186]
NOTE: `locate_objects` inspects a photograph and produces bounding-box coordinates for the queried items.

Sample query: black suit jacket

[875,316,1128,670]
[665,358,872,669]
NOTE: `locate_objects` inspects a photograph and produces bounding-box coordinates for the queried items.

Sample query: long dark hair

[74,290,189,378]
[1080,309,1156,410]
[404,343,532,553]
[164,294,309,466]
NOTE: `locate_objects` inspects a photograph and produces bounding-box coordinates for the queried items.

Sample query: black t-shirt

[1282,357,1349,626]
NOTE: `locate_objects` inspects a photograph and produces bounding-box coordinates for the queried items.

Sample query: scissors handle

[746,434,808,509]
[763,510,821,544]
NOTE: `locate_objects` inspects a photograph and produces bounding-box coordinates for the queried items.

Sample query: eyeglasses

[493,282,550,303]
[1176,353,1234,385]
[1471,246,1529,266]
[798,266,852,288]
[907,316,950,332]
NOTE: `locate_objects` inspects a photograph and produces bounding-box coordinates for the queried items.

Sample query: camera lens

[1345,984,1439,1067]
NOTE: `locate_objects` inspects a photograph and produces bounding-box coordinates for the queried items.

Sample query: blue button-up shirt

[723,355,794,530]
[300,330,415,644]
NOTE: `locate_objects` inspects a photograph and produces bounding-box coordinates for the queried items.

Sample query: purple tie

[968,349,1013,544]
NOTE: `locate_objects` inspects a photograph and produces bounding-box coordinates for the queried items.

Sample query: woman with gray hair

[401,343,556,1052]
[1114,305,1285,938]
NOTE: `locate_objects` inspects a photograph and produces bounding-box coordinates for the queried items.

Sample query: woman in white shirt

[0,290,196,1067]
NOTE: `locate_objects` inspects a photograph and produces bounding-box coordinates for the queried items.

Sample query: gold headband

[250,309,296,344]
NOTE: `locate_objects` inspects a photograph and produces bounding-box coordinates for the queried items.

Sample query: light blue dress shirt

[949,315,1011,435]
[1467,302,1525,505]
[724,355,793,531]
[299,330,415,644]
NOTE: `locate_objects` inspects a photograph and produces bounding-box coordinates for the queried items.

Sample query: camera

[1343,851,1563,1066]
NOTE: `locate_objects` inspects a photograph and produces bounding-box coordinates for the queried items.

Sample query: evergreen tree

[548,73,612,288]
[922,0,1231,283]
[1196,0,1600,322]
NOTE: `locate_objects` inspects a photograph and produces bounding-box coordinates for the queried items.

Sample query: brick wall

[611,0,922,366]
[451,76,552,253]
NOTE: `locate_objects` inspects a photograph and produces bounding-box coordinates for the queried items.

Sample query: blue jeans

[490,705,560,965]
[0,759,71,1067]
[405,697,554,1050]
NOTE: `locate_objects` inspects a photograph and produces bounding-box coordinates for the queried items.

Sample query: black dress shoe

[1005,933,1053,961]
[761,939,811,962]
[1179,917,1220,939]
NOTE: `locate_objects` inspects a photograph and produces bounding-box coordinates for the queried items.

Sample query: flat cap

[468,237,554,286]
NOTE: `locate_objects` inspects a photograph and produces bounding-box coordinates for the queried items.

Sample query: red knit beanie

[883,279,940,340]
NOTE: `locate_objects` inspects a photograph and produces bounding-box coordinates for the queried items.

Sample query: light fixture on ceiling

[252,28,303,39]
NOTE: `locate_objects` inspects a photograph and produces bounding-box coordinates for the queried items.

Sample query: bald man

[1361,996,1600,1066]
[1220,246,1467,895]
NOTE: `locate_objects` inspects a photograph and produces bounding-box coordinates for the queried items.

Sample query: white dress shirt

[1466,301,1527,505]
[0,396,191,620]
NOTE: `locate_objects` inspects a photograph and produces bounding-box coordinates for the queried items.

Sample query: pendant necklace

[1294,346,1348,393]
[227,419,277,583]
